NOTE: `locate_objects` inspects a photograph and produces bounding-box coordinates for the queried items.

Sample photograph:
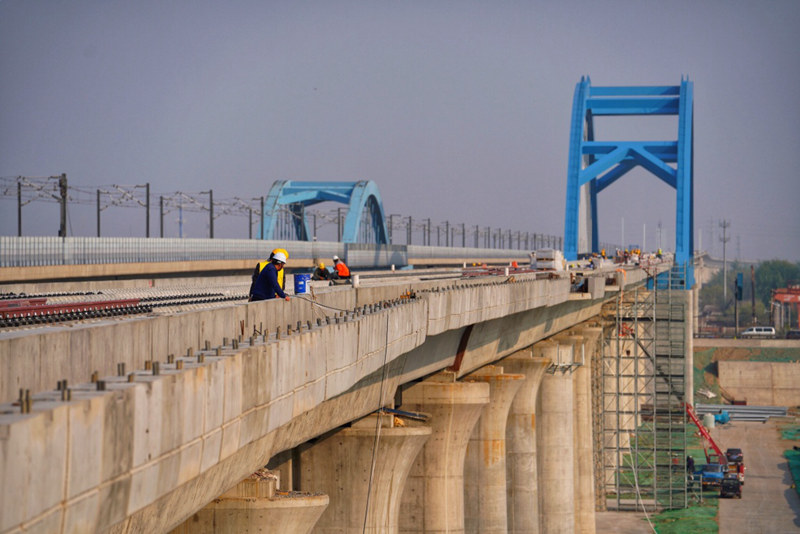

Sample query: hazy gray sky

[1,1,798,261]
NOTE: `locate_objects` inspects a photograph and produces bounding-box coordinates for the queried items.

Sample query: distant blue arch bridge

[261,180,389,244]
[563,76,694,284]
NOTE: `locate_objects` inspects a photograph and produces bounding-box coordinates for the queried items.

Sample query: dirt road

[713,420,800,533]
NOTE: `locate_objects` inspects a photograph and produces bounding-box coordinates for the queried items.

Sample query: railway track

[0,263,593,331]
[0,285,249,330]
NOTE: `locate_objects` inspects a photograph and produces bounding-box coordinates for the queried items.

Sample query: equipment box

[534,248,564,271]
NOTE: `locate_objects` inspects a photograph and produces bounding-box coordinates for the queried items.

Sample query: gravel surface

[713,419,800,533]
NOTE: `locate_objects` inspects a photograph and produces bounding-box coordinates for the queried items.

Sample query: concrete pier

[169,471,329,534]
[463,365,524,534]
[537,343,576,534]
[502,346,552,534]
[399,371,490,534]
[570,330,601,534]
[295,413,431,533]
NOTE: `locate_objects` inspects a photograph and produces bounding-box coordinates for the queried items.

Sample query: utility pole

[642,223,646,252]
[96,189,101,237]
[708,218,715,255]
[734,275,739,336]
[208,189,214,239]
[17,179,22,236]
[657,220,663,250]
[260,197,265,239]
[145,182,150,238]
[720,220,731,302]
[426,218,431,246]
[58,174,68,237]
[751,265,757,325]
[312,213,317,241]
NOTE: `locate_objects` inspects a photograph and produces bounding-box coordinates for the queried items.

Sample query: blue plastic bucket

[294,273,311,294]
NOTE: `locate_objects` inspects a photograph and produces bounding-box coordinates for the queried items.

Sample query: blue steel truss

[564,77,694,283]
[261,180,389,244]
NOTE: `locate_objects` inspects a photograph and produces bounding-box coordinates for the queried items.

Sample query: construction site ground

[595,511,652,533]
[712,419,800,533]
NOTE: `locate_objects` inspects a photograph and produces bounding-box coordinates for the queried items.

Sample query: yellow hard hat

[319,262,325,269]
[272,248,288,259]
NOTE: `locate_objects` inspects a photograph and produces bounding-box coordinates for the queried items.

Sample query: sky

[1,0,799,262]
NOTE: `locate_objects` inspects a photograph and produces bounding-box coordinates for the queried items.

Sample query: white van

[740,326,776,338]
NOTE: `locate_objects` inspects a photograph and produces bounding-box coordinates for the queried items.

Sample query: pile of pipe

[695,403,788,423]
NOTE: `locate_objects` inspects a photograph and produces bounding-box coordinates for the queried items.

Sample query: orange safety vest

[335,262,350,277]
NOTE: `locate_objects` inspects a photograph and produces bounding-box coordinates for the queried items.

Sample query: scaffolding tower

[597,265,688,511]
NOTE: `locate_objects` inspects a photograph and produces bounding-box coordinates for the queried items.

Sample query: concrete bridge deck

[0,263,659,533]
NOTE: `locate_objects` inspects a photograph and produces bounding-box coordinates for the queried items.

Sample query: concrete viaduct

[0,262,664,533]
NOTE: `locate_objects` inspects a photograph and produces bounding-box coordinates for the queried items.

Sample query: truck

[726,448,745,484]
[720,476,742,498]
[685,404,746,485]
[694,463,727,487]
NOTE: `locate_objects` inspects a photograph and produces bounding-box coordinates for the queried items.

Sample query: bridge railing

[0,236,529,269]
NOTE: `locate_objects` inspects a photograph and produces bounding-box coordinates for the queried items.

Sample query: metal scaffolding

[598,265,688,511]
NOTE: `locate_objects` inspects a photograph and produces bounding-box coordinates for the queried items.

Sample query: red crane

[685,403,726,465]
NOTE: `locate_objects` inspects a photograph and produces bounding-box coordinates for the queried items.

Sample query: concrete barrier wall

[0,289,355,404]
[718,361,800,406]
[0,298,429,533]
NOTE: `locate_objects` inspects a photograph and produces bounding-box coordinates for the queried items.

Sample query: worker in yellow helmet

[312,261,330,280]
[249,248,289,298]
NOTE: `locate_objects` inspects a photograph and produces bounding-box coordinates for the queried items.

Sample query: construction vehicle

[685,404,746,485]
[720,477,742,498]
[685,404,726,464]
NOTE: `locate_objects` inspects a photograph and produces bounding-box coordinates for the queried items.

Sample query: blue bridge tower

[563,77,694,286]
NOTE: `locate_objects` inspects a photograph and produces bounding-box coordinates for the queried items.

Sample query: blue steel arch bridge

[262,180,389,245]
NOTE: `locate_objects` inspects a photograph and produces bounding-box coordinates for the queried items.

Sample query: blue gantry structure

[563,77,694,285]
[261,180,389,244]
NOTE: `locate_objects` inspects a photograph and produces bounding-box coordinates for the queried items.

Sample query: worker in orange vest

[332,255,350,279]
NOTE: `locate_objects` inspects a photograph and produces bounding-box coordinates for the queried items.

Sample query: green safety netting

[652,503,718,534]
[785,449,800,499]
[781,425,800,441]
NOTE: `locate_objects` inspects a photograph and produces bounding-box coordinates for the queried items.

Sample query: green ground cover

[779,423,800,499]
[652,501,718,534]
[651,423,719,533]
